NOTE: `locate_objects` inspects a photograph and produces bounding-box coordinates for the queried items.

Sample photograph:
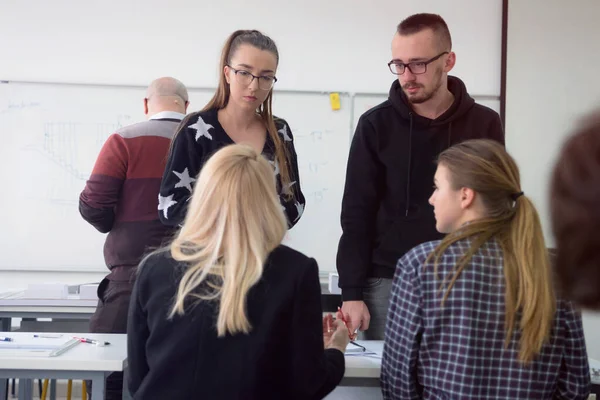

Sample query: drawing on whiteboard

[0,100,41,114]
[305,188,329,203]
[308,161,328,173]
[293,129,335,142]
[36,114,131,180]
[40,121,118,179]
[16,114,133,206]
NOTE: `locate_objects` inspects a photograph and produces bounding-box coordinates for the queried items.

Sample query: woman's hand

[323,311,351,353]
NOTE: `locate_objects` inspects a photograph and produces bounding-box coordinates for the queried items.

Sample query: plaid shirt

[381,239,590,399]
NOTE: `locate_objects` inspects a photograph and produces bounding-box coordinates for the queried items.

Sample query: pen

[350,341,366,352]
[34,334,63,338]
[0,337,13,342]
[73,337,111,346]
[337,307,358,340]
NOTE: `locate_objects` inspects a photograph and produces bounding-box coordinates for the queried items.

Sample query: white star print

[278,124,292,141]
[189,116,214,141]
[158,194,177,219]
[269,159,280,176]
[173,167,196,192]
[282,180,296,195]
[294,201,304,222]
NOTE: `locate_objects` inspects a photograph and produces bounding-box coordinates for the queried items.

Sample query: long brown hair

[172,30,293,196]
[427,139,555,364]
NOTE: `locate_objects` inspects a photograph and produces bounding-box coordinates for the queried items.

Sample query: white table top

[0,332,126,372]
[343,341,600,384]
[0,291,97,308]
[344,340,382,378]
[0,291,97,315]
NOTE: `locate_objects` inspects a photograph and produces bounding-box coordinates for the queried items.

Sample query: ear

[459,187,476,210]
[224,65,231,85]
[143,98,149,116]
[444,51,456,73]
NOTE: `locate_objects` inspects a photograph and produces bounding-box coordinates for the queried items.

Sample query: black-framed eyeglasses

[388,51,449,75]
[227,65,278,90]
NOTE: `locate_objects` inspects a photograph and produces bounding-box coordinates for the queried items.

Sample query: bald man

[79,77,188,400]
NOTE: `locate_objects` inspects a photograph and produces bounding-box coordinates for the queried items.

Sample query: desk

[341,340,382,387]
[340,342,600,397]
[0,292,97,331]
[0,332,126,400]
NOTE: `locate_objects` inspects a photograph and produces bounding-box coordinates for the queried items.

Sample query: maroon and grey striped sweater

[79,114,183,280]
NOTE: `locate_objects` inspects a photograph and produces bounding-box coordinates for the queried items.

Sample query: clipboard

[0,338,80,357]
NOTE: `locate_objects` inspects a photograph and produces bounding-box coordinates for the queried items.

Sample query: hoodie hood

[388,75,476,126]
[388,76,474,217]
[336,73,504,296]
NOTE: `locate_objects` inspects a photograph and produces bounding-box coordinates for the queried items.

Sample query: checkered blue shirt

[381,239,590,399]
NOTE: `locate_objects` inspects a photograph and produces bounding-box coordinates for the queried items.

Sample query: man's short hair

[397,13,452,52]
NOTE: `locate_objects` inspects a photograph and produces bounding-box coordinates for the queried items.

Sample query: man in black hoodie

[336,13,504,339]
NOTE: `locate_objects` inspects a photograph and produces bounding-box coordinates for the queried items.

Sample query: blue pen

[0,337,13,342]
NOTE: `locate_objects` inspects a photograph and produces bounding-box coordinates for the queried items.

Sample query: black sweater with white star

[158,108,306,228]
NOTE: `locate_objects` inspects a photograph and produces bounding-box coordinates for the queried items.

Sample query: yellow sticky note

[329,92,341,110]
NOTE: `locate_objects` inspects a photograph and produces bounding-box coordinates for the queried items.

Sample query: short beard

[404,68,444,105]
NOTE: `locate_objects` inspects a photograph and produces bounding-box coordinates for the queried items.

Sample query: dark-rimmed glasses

[227,65,277,90]
[388,52,449,75]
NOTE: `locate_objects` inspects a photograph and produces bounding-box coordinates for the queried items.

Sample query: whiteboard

[0,82,350,272]
[352,93,501,133]
[0,0,502,95]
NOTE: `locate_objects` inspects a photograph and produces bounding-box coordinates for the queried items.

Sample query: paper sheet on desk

[0,336,79,357]
[345,342,381,358]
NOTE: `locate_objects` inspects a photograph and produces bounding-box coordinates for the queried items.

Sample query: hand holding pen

[337,307,358,341]
[335,307,369,352]
[322,310,350,353]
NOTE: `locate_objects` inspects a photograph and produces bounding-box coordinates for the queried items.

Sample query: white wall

[0,0,502,95]
[506,0,600,360]
[0,0,502,289]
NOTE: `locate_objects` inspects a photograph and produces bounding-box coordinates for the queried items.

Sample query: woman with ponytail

[158,30,305,228]
[381,139,590,399]
[128,145,349,400]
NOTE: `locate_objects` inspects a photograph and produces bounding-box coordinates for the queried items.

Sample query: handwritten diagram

[40,116,130,180]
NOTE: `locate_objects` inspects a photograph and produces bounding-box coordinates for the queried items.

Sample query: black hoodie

[336,76,504,301]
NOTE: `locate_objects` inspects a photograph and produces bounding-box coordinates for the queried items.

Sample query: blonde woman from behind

[127,144,349,400]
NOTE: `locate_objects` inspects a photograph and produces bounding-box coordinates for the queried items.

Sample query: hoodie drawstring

[447,122,453,148]
[405,113,414,217]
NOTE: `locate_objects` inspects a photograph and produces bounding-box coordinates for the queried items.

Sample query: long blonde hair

[169,144,287,337]
[171,30,294,198]
[427,139,555,364]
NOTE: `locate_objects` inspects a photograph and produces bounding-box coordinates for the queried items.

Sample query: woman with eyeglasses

[158,30,305,228]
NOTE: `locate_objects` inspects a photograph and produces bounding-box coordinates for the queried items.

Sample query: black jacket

[336,76,505,301]
[128,245,345,400]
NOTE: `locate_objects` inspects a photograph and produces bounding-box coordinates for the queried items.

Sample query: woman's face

[224,44,278,111]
